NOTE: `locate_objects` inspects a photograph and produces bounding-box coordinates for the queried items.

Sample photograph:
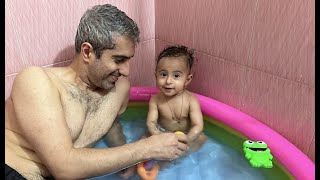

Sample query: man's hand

[144,133,189,161]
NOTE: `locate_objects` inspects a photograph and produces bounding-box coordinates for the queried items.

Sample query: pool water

[89,111,267,180]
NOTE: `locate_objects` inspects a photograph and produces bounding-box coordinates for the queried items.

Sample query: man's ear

[81,42,94,63]
[185,74,193,87]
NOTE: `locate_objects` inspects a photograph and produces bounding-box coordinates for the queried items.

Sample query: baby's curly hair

[156,45,196,71]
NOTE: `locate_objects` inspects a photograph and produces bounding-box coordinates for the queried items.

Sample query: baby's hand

[175,131,191,156]
[118,166,136,179]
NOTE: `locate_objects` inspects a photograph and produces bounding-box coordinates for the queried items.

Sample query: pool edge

[129,86,315,180]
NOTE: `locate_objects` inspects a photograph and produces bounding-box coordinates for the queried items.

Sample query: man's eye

[114,57,130,63]
[114,58,124,63]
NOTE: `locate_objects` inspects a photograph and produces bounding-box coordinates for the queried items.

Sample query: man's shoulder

[17,66,66,83]
[15,66,47,81]
[11,66,61,103]
[19,66,44,73]
[13,66,57,90]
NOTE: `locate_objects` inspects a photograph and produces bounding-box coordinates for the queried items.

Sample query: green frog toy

[243,140,273,168]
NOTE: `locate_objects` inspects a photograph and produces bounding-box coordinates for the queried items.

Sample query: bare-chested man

[5,4,189,180]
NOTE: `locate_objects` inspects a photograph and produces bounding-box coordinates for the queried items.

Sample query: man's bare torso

[5,66,127,179]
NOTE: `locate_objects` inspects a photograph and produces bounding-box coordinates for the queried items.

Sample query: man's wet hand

[145,133,189,161]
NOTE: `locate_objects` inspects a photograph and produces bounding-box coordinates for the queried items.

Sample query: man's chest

[60,85,109,142]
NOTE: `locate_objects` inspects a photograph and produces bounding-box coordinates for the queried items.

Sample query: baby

[147,45,207,152]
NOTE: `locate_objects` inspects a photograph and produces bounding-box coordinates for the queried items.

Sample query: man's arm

[12,67,188,179]
[146,96,161,135]
[103,84,129,147]
[74,77,130,148]
[103,117,126,147]
[187,95,204,142]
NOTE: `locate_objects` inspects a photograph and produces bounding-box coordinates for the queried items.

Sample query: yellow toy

[175,131,184,135]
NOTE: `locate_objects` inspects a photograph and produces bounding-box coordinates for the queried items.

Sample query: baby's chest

[158,107,190,131]
[158,103,189,120]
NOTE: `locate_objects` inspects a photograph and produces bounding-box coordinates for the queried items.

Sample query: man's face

[87,36,135,90]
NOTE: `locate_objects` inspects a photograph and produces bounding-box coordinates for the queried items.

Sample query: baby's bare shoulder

[184,91,201,109]
[185,90,198,101]
[150,93,161,103]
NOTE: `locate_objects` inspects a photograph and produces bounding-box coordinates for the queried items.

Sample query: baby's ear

[185,74,193,87]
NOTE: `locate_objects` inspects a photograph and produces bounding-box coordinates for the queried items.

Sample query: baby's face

[155,57,191,96]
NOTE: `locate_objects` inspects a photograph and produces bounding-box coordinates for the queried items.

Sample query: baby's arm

[146,96,161,135]
[187,95,204,142]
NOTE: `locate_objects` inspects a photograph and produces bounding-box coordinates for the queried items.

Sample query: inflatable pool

[126,87,314,180]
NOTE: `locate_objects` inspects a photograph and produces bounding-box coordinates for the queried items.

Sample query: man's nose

[118,61,130,77]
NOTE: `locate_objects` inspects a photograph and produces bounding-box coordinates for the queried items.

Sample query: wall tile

[136,0,155,41]
[194,0,257,65]
[188,52,245,109]
[6,0,79,67]
[5,2,27,75]
[129,40,156,87]
[155,0,196,48]
[308,135,315,162]
[155,39,174,58]
[5,75,16,101]
[240,69,314,155]
[47,60,73,68]
[239,69,277,124]
[249,0,314,86]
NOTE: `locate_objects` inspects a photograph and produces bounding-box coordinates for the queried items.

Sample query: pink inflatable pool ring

[129,86,314,180]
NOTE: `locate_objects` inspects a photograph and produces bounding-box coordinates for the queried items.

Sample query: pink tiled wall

[155,0,314,162]
[5,0,155,100]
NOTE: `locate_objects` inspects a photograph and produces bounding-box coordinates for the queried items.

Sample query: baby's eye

[159,72,167,77]
[173,74,181,78]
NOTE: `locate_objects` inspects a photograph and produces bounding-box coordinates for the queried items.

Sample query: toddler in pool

[146,45,207,152]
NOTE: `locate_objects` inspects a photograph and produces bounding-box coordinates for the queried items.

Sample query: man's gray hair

[75,4,140,59]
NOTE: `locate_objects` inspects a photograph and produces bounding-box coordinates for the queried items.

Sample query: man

[5,4,189,180]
